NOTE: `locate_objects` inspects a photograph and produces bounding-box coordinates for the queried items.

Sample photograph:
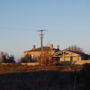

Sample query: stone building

[53,49,89,64]
[24,44,60,61]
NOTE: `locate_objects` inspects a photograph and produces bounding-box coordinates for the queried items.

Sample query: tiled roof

[26,46,60,52]
[54,49,89,57]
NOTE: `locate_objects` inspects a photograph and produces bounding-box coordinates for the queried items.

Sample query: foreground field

[0,64,89,90]
[0,71,79,90]
[0,63,83,74]
[0,69,89,90]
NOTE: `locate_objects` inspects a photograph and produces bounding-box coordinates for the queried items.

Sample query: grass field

[0,63,89,90]
[0,63,83,74]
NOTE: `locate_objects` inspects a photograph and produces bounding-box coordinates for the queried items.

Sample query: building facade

[24,44,60,61]
[53,50,89,64]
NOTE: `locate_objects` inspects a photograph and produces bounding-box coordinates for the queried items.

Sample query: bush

[20,54,32,63]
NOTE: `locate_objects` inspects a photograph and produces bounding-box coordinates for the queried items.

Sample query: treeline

[0,52,33,63]
[0,51,53,65]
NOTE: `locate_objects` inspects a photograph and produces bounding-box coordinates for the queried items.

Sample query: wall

[60,53,81,62]
[21,62,40,66]
[75,60,90,65]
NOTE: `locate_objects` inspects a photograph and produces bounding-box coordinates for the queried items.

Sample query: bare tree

[38,50,54,66]
[0,52,8,62]
[66,45,84,53]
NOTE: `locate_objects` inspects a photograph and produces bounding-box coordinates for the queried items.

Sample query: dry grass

[0,64,89,90]
[0,63,83,74]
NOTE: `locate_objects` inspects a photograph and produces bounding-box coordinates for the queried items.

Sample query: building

[24,45,90,65]
[53,49,89,64]
[24,44,60,61]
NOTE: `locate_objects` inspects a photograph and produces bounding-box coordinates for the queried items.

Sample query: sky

[0,0,90,59]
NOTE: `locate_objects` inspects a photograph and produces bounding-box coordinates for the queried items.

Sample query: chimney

[57,45,60,49]
[50,44,53,49]
[32,45,36,50]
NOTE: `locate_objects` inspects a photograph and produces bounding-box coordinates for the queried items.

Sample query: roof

[25,46,60,52]
[54,49,89,56]
[67,50,88,56]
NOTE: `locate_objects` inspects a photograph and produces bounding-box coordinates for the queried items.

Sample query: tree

[66,45,84,53]
[38,50,54,66]
[20,54,32,63]
[2,55,15,63]
[0,52,15,63]
[7,55,15,63]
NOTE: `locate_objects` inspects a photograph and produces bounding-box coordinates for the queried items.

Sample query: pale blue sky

[0,0,90,58]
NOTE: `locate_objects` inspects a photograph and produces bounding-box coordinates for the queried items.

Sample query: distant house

[24,44,60,61]
[24,45,90,65]
[53,50,89,64]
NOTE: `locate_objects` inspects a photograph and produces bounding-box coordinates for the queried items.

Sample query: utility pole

[38,30,45,54]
